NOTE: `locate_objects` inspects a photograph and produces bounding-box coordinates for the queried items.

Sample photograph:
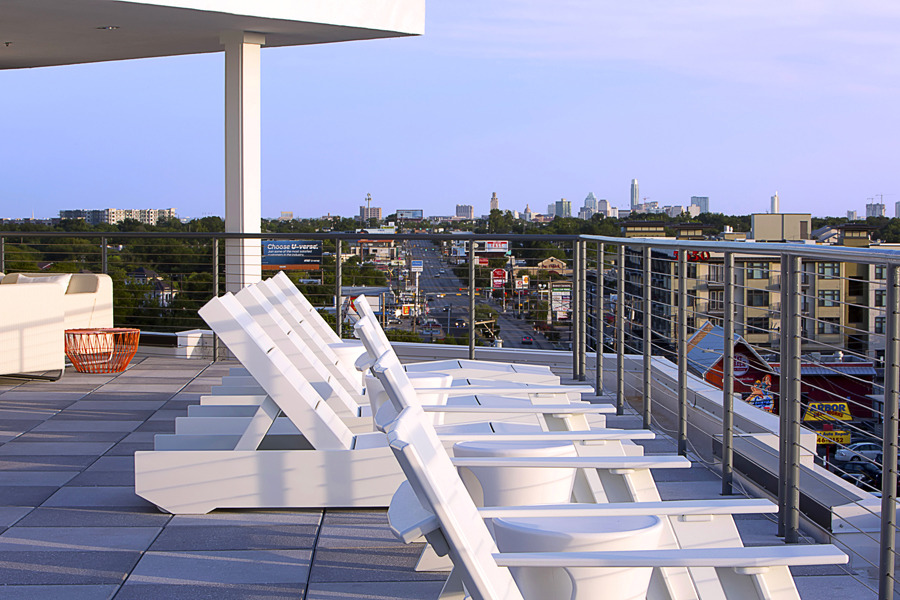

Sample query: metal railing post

[778,255,790,537]
[880,264,900,600]
[596,242,604,396]
[616,245,626,415]
[722,251,735,495]
[677,250,688,456]
[1,236,6,273]
[468,238,476,360]
[335,237,342,339]
[579,239,587,381]
[572,240,581,380]
[101,237,108,274]
[642,245,652,430]
[785,255,802,544]
[212,238,220,362]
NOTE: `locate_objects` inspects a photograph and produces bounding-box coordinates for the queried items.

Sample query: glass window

[817,317,841,335]
[746,262,769,280]
[746,289,769,307]
[746,316,769,334]
[818,290,839,307]
[875,265,887,280]
[709,290,724,312]
[686,264,698,280]
[875,290,887,308]
[818,262,840,279]
[876,316,886,334]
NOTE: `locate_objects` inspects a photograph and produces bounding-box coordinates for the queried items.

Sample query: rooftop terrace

[0,355,871,599]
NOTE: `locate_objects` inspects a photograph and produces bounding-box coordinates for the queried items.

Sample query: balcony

[0,230,896,597]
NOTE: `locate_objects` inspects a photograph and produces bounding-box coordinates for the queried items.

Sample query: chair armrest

[437,429,654,442]
[493,545,848,568]
[451,455,691,470]
[388,482,440,544]
[421,404,615,415]
[479,498,777,519]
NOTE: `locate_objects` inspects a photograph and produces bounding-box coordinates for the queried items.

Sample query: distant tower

[555,198,572,218]
[690,196,709,214]
[523,204,533,222]
[847,210,858,221]
[896,202,900,218]
[630,179,640,210]
[584,192,598,211]
[490,192,499,212]
[771,191,779,214]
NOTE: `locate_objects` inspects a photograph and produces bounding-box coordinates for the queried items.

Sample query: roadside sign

[411,260,424,273]
[805,401,852,421]
[492,268,508,289]
[816,430,850,445]
[477,257,489,266]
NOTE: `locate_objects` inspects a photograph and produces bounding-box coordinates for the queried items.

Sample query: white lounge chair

[379,403,848,600]
[134,294,661,514]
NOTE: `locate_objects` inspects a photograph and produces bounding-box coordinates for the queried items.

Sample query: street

[405,241,552,350]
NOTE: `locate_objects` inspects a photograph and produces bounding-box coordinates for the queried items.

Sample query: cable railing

[3,228,900,597]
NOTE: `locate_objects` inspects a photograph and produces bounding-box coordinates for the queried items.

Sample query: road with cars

[405,240,551,350]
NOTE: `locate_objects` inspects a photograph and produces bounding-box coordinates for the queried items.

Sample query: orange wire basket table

[65,328,140,374]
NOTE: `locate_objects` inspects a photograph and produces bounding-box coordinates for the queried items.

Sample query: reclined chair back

[198,293,356,451]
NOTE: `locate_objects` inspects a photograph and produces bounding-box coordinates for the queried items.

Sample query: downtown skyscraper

[631,179,639,209]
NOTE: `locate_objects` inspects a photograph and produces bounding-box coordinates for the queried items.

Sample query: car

[522,335,534,345]
[439,269,445,273]
[434,273,440,278]
[835,441,882,462]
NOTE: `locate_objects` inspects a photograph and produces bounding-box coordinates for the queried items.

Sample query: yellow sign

[816,430,851,445]
[804,401,852,421]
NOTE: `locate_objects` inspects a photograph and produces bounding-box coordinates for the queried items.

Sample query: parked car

[522,335,534,345]
[835,441,882,462]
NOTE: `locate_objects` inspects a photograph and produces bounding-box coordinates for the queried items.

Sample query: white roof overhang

[0,0,425,69]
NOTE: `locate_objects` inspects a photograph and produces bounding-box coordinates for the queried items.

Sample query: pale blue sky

[2,1,899,220]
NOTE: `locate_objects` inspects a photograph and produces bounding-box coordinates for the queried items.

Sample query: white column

[221,31,265,292]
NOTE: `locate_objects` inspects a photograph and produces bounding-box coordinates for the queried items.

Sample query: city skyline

[1,2,898,220]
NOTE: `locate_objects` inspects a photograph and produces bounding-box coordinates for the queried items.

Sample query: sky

[2,1,900,220]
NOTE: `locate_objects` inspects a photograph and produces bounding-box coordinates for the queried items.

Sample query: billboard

[551,284,571,317]
[262,240,322,270]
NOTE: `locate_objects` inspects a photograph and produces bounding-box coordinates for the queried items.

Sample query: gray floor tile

[133,420,175,433]
[82,456,134,472]
[168,510,322,527]
[0,526,161,551]
[43,486,155,509]
[65,400,169,411]
[323,509,389,525]
[149,524,318,551]
[0,550,141,584]
[103,441,154,456]
[317,523,405,549]
[16,507,171,528]
[0,507,32,528]
[0,420,43,435]
[51,410,155,421]
[0,455,96,471]
[0,471,78,486]
[652,465,722,482]
[793,574,876,598]
[129,549,312,584]
[0,486,59,506]
[306,581,446,599]
[13,431,127,443]
[114,582,307,599]
[67,470,134,487]
[0,442,114,456]
[32,420,143,432]
[0,584,118,600]
[310,546,446,583]
[656,480,725,500]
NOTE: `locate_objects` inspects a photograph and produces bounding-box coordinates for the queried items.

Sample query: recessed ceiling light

[96,26,120,30]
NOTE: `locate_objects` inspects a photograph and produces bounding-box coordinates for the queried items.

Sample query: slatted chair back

[268,271,342,346]
[257,278,366,395]
[232,285,363,417]
[384,405,524,600]
[198,293,356,451]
